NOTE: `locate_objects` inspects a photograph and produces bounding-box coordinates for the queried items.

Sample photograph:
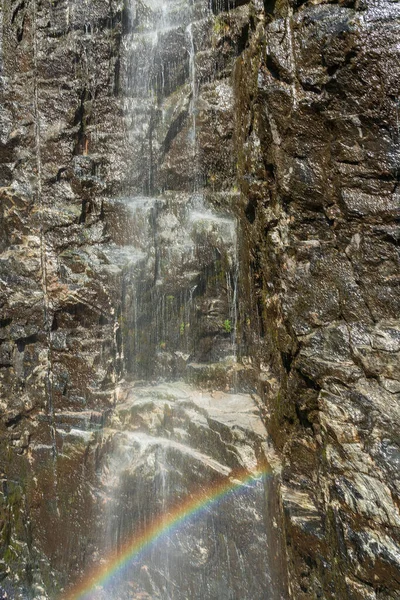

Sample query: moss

[223,319,232,333]
[213,16,230,37]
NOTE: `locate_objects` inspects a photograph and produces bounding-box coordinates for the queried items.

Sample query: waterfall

[61,1,288,599]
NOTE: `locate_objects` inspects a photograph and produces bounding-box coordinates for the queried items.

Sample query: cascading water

[63,1,288,599]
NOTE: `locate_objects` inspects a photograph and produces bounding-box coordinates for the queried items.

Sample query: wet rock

[234,0,400,597]
[94,382,287,600]
[2,0,399,597]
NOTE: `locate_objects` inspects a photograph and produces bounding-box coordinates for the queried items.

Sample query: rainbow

[62,466,272,600]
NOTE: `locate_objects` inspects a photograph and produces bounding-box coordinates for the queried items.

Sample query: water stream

[69,1,288,598]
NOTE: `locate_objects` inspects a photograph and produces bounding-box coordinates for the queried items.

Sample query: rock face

[0,0,399,598]
[1,0,286,597]
[234,1,400,598]
[1,0,126,596]
[91,383,287,600]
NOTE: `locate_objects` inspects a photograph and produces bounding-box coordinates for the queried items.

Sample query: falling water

[63,1,289,599]
[186,21,197,166]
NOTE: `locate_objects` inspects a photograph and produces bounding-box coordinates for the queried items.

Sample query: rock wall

[234,1,400,598]
[0,0,255,596]
[0,0,399,598]
[0,0,127,595]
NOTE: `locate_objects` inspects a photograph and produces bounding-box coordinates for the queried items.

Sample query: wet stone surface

[1,0,400,597]
[234,0,400,598]
[87,382,287,600]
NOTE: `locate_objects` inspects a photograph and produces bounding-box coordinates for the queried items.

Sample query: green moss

[213,16,230,36]
[223,319,232,333]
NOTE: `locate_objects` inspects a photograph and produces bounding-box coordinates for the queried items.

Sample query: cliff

[234,1,400,597]
[0,0,399,598]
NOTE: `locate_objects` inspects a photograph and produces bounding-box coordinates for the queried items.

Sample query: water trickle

[186,21,197,166]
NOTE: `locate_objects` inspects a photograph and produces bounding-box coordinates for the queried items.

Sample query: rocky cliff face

[1,0,128,595]
[0,0,399,598]
[234,1,400,598]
